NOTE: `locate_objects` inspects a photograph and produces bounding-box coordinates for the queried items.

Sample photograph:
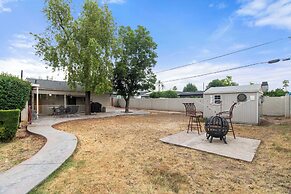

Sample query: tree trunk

[125,97,130,113]
[85,91,91,115]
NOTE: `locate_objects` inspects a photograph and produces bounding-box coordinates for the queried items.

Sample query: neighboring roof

[26,78,84,92]
[137,91,149,96]
[178,91,204,96]
[204,84,262,94]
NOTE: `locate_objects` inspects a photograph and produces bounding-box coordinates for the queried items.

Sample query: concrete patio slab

[160,131,261,162]
[0,109,148,194]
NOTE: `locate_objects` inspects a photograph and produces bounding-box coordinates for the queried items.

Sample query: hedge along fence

[0,73,31,110]
[0,109,20,142]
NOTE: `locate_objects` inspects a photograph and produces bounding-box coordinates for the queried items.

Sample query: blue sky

[0,0,290,90]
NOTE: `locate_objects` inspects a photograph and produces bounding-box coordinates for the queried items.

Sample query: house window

[214,95,221,104]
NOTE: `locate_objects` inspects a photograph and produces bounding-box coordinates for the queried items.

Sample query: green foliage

[0,109,20,142]
[264,88,287,97]
[0,73,31,110]
[33,0,116,114]
[149,91,161,98]
[162,90,178,98]
[113,25,157,112]
[283,80,289,87]
[207,76,238,89]
[183,83,197,92]
[150,90,178,98]
[38,0,115,93]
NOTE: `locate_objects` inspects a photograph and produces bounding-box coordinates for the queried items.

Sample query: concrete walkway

[0,109,147,194]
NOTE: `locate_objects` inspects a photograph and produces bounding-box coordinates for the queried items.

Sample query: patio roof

[26,78,84,92]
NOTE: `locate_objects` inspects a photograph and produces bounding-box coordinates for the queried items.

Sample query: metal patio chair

[216,102,237,138]
[183,103,203,134]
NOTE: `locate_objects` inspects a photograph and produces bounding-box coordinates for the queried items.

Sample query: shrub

[150,91,162,98]
[264,88,287,97]
[161,90,178,98]
[149,90,178,98]
[0,73,31,110]
[0,109,20,142]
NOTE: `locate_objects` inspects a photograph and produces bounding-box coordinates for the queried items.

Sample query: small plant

[0,109,20,142]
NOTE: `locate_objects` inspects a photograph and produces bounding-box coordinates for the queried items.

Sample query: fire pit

[205,116,229,144]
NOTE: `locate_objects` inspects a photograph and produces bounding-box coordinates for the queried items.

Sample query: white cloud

[237,0,291,30]
[9,33,35,50]
[209,2,227,9]
[156,60,291,91]
[210,16,234,40]
[102,0,126,4]
[0,0,17,13]
[229,43,248,50]
[0,58,65,81]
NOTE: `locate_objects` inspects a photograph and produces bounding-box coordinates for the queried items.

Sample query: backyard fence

[115,94,291,118]
[262,96,286,116]
[116,98,204,112]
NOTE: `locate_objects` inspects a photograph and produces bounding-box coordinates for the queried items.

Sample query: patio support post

[31,92,35,113]
[64,94,67,108]
[36,86,39,119]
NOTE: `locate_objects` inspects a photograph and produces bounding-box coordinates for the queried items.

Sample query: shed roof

[204,84,262,94]
[26,78,84,92]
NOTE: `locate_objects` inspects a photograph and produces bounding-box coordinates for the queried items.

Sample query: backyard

[0,128,45,172]
[30,112,291,193]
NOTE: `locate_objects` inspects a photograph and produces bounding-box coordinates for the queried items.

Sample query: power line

[162,57,290,83]
[156,37,290,74]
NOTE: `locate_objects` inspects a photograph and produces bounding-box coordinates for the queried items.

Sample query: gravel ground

[31,113,290,194]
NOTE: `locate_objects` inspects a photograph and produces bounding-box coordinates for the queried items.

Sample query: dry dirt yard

[0,128,45,172]
[32,113,290,194]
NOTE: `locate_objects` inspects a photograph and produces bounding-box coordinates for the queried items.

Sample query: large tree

[183,83,197,92]
[32,0,115,115]
[207,76,238,89]
[113,26,157,113]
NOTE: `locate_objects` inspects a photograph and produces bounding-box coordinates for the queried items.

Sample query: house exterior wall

[31,89,111,115]
[90,93,111,107]
[203,92,260,124]
[21,102,28,122]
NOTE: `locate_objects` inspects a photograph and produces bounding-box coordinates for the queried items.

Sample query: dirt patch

[32,113,290,193]
[0,128,46,172]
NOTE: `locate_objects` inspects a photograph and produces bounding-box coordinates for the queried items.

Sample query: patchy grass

[0,129,45,172]
[31,113,291,193]
[29,157,86,194]
[145,164,189,193]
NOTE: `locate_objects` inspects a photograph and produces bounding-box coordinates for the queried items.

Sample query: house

[203,84,264,125]
[26,78,111,116]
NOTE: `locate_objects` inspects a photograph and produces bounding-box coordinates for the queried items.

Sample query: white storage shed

[203,85,263,125]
